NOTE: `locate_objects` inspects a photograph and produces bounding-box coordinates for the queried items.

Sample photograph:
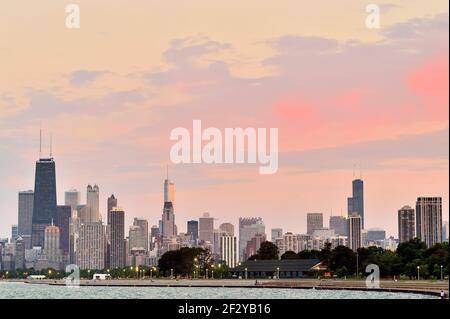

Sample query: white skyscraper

[76,222,105,270]
[348,213,362,251]
[220,235,237,268]
[86,185,100,222]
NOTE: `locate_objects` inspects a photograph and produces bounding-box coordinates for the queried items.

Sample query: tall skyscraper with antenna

[164,165,175,205]
[31,130,57,248]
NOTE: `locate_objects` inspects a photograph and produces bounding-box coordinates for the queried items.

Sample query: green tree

[298,250,320,259]
[329,245,357,275]
[257,241,279,260]
[319,242,332,264]
[281,251,300,260]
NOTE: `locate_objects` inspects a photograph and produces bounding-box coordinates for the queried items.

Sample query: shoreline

[4,279,446,298]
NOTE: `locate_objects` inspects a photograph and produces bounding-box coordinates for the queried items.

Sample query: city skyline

[0,1,448,239]
[1,151,448,240]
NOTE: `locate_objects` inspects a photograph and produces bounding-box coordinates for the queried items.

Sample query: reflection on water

[0,282,436,299]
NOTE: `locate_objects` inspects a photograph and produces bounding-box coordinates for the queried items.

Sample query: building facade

[398,205,415,243]
[416,197,442,247]
[306,213,323,235]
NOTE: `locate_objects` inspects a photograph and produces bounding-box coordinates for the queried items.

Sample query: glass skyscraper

[348,179,364,229]
[31,158,57,248]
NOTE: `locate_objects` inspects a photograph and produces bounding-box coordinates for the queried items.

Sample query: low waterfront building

[231,259,322,278]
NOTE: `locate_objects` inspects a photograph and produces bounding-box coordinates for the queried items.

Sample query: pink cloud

[406,52,449,101]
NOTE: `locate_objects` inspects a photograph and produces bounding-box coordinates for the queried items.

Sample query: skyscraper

[76,222,105,270]
[220,235,237,268]
[161,201,175,239]
[109,207,125,268]
[187,220,199,241]
[55,205,71,254]
[443,221,449,242]
[11,225,18,242]
[32,157,57,248]
[238,217,265,261]
[398,206,415,243]
[14,236,25,270]
[199,213,214,244]
[164,167,175,205]
[416,197,442,248]
[348,213,362,251]
[133,218,149,252]
[307,213,323,235]
[348,179,364,229]
[86,185,100,222]
[271,228,283,243]
[219,223,235,236]
[128,225,142,253]
[18,190,34,249]
[329,216,349,236]
[64,189,80,212]
[107,194,118,218]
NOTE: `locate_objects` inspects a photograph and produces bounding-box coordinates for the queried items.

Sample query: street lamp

[212,270,214,279]
[276,267,280,279]
[206,268,209,279]
[170,268,174,279]
[245,267,248,279]
[440,265,443,281]
[417,266,420,281]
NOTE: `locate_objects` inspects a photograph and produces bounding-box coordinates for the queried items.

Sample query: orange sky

[0,1,448,238]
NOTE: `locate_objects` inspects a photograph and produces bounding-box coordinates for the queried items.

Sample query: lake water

[0,282,436,299]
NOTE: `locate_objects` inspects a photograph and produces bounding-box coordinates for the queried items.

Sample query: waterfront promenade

[18,278,449,297]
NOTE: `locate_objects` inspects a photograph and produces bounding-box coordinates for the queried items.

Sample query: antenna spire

[50,133,53,157]
[39,125,42,159]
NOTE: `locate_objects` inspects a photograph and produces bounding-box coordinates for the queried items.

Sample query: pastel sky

[0,1,448,238]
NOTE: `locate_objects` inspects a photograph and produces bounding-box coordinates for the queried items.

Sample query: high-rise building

[307,213,323,235]
[220,235,237,267]
[348,179,364,229]
[14,236,25,270]
[43,224,62,260]
[199,213,214,244]
[55,205,71,254]
[443,221,449,242]
[107,195,118,217]
[150,225,159,251]
[32,158,57,248]
[133,218,149,252]
[161,201,175,239]
[187,220,199,241]
[416,197,442,248]
[108,207,125,268]
[366,228,386,243]
[86,185,100,222]
[164,168,175,204]
[219,223,235,236]
[245,233,266,260]
[238,217,265,261]
[329,216,349,236]
[398,206,415,243]
[18,190,34,249]
[276,232,299,256]
[348,213,362,251]
[271,228,283,243]
[76,222,105,270]
[128,225,142,253]
[11,225,18,242]
[64,189,80,212]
